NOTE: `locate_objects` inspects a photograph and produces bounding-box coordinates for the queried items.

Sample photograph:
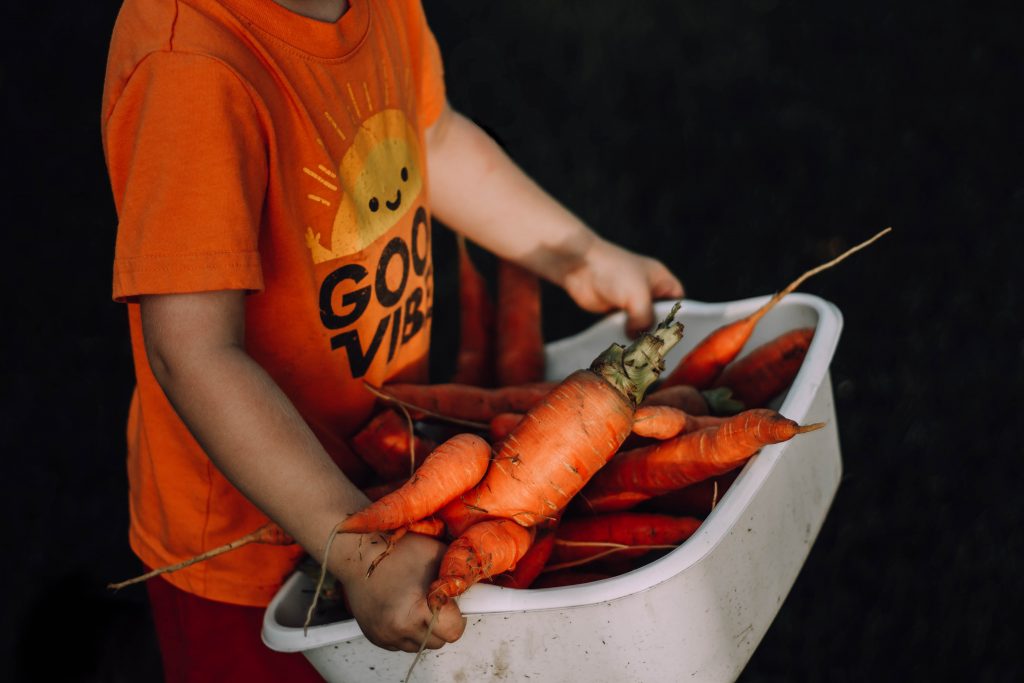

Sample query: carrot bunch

[107,228,889,655]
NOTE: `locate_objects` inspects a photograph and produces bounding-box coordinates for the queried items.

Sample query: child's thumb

[433,601,468,643]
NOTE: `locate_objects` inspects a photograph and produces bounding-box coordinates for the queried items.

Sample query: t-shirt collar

[219,0,371,60]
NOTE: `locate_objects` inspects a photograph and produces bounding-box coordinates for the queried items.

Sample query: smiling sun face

[306,109,424,264]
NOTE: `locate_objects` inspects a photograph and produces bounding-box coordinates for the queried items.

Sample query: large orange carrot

[450,235,495,386]
[495,258,545,386]
[337,432,491,534]
[376,381,557,424]
[427,519,536,610]
[578,409,824,513]
[350,408,437,481]
[713,327,814,407]
[439,304,686,537]
[549,512,702,566]
[659,227,891,390]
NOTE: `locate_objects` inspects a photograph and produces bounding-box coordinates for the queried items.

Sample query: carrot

[439,304,686,537]
[375,381,557,424]
[337,432,491,534]
[618,408,728,455]
[713,327,814,407]
[642,384,744,416]
[642,469,741,517]
[108,523,294,590]
[427,519,536,610]
[350,408,437,481]
[578,409,825,513]
[631,405,689,439]
[488,412,524,442]
[548,512,702,567]
[450,235,495,386]
[659,227,891,390]
[406,517,446,537]
[489,525,558,589]
[495,258,545,386]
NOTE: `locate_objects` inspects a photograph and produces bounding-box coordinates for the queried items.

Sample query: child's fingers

[432,601,468,644]
[625,313,653,338]
[649,262,684,300]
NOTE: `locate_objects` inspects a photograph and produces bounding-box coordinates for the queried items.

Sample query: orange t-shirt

[102,0,446,606]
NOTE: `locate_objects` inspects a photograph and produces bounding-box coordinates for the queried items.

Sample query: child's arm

[139,290,466,652]
[425,103,684,335]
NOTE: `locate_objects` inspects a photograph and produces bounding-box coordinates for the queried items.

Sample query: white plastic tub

[263,294,844,683]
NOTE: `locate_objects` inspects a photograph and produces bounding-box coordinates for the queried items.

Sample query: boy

[102,0,683,678]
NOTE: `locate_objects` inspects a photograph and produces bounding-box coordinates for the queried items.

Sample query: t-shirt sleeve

[105,51,268,302]
[405,0,447,130]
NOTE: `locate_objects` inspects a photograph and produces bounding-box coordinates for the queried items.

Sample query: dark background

[3,1,1021,681]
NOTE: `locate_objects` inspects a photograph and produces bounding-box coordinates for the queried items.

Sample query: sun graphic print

[304,105,424,264]
[296,76,435,381]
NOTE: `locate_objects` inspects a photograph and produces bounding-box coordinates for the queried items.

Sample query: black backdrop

[3,1,1022,681]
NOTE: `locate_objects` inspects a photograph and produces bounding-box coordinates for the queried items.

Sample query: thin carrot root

[362,382,491,430]
[107,523,294,591]
[398,403,417,478]
[305,523,343,635]
[365,528,407,578]
[365,519,446,578]
[541,542,680,573]
[404,608,440,683]
[660,227,891,390]
[744,227,892,331]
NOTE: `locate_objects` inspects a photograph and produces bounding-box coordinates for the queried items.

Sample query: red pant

[146,573,324,682]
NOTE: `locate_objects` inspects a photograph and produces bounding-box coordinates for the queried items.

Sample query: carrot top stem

[592,302,685,406]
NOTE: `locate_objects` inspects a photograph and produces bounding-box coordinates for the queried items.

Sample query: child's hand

[561,237,684,337]
[341,532,466,652]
